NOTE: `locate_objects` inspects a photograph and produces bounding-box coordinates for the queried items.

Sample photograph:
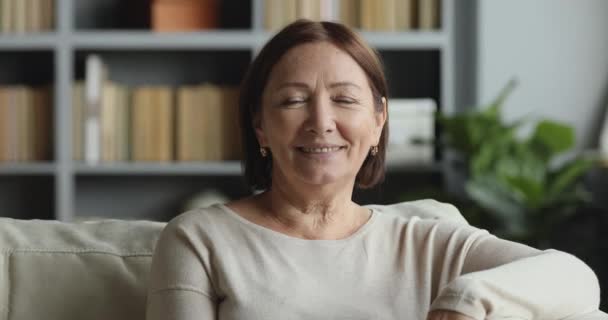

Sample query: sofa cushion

[0,218,165,320]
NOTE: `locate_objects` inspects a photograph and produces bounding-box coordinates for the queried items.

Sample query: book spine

[1,0,13,33]
[84,55,105,164]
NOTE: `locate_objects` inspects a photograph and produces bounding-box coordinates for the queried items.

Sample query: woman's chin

[293,168,349,187]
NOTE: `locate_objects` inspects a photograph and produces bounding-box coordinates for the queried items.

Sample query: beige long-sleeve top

[146,200,603,320]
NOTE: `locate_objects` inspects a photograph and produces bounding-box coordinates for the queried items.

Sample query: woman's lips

[297,146,344,153]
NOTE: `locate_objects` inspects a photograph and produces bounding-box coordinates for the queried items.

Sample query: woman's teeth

[300,146,342,153]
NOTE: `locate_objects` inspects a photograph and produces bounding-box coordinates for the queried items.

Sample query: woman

[146,20,601,320]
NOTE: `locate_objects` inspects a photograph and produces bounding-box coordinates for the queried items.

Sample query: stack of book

[0,0,54,33]
[0,85,53,162]
[386,98,436,165]
[264,0,440,31]
[73,55,241,164]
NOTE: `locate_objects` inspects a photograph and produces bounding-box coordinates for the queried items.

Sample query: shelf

[71,31,259,50]
[72,161,439,176]
[0,34,60,49]
[73,162,242,176]
[0,163,56,175]
[360,31,447,49]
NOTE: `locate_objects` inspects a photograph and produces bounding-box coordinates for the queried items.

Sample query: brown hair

[239,19,389,190]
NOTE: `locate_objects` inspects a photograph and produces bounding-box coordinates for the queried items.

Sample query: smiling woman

[145,20,603,320]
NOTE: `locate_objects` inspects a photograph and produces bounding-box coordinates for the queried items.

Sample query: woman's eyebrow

[329,82,361,90]
[276,81,361,91]
[277,82,309,90]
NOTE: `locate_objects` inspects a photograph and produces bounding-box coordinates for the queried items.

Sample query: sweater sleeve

[146,215,218,320]
[429,228,601,320]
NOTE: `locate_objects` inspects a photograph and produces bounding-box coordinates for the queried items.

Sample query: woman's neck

[255,175,369,240]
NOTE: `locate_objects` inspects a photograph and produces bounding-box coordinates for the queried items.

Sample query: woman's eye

[333,96,357,104]
[281,98,306,106]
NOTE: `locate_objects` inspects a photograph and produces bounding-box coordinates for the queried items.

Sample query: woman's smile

[295,144,347,161]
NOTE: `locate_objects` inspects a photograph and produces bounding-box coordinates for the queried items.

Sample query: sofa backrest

[0,199,468,320]
[0,218,165,320]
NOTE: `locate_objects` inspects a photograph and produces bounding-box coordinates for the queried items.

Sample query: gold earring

[260,147,268,157]
[370,145,378,156]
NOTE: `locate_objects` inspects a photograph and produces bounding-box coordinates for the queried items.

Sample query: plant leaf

[466,176,527,235]
[503,175,545,209]
[529,120,575,161]
[546,157,596,201]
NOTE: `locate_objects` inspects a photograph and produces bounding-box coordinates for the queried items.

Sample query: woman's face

[256,41,386,188]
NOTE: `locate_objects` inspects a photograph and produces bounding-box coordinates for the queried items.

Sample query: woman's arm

[429,229,601,319]
[146,216,218,320]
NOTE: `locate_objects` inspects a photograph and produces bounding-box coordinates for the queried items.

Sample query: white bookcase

[0,0,474,221]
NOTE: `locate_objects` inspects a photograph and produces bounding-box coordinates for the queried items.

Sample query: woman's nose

[305,96,336,135]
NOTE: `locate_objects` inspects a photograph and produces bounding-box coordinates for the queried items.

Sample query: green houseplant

[438,80,597,247]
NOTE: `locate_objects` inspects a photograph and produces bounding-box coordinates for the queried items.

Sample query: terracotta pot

[152,0,218,31]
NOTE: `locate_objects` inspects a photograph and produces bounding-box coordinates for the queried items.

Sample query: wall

[476,0,608,152]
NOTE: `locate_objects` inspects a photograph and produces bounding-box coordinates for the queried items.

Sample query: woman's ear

[373,97,388,143]
[253,112,268,147]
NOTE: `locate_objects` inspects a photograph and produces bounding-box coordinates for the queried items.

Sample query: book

[131,86,173,162]
[1,0,13,33]
[386,98,436,165]
[176,86,194,161]
[296,0,321,21]
[115,85,130,161]
[33,86,52,161]
[5,87,18,161]
[72,82,84,161]
[15,86,29,161]
[40,0,53,30]
[360,0,375,30]
[100,83,117,162]
[395,0,414,30]
[13,0,25,33]
[319,0,338,21]
[339,0,359,28]
[155,87,174,161]
[84,54,107,164]
[221,86,241,160]
[202,84,222,161]
[418,0,439,30]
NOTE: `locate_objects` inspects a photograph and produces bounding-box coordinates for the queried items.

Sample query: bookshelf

[0,0,472,221]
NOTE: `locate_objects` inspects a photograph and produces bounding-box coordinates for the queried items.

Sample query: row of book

[76,56,242,163]
[0,85,436,165]
[0,85,53,162]
[0,0,54,33]
[74,82,241,163]
[265,0,440,31]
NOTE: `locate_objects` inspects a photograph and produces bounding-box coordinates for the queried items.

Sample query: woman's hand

[427,310,476,320]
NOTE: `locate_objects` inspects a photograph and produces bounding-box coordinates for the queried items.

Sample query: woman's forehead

[267,42,369,89]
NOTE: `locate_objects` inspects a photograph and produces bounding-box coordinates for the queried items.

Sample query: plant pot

[152,0,219,31]
[442,148,470,199]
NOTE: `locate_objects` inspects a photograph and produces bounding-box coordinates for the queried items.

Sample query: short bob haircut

[239,19,389,191]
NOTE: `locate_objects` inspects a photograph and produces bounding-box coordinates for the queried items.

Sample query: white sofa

[0,218,164,320]
[0,201,605,320]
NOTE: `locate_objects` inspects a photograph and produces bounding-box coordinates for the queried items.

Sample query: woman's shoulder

[162,203,234,237]
[365,199,469,225]
[366,200,491,253]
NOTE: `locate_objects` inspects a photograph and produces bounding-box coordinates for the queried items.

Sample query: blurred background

[0,0,606,308]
